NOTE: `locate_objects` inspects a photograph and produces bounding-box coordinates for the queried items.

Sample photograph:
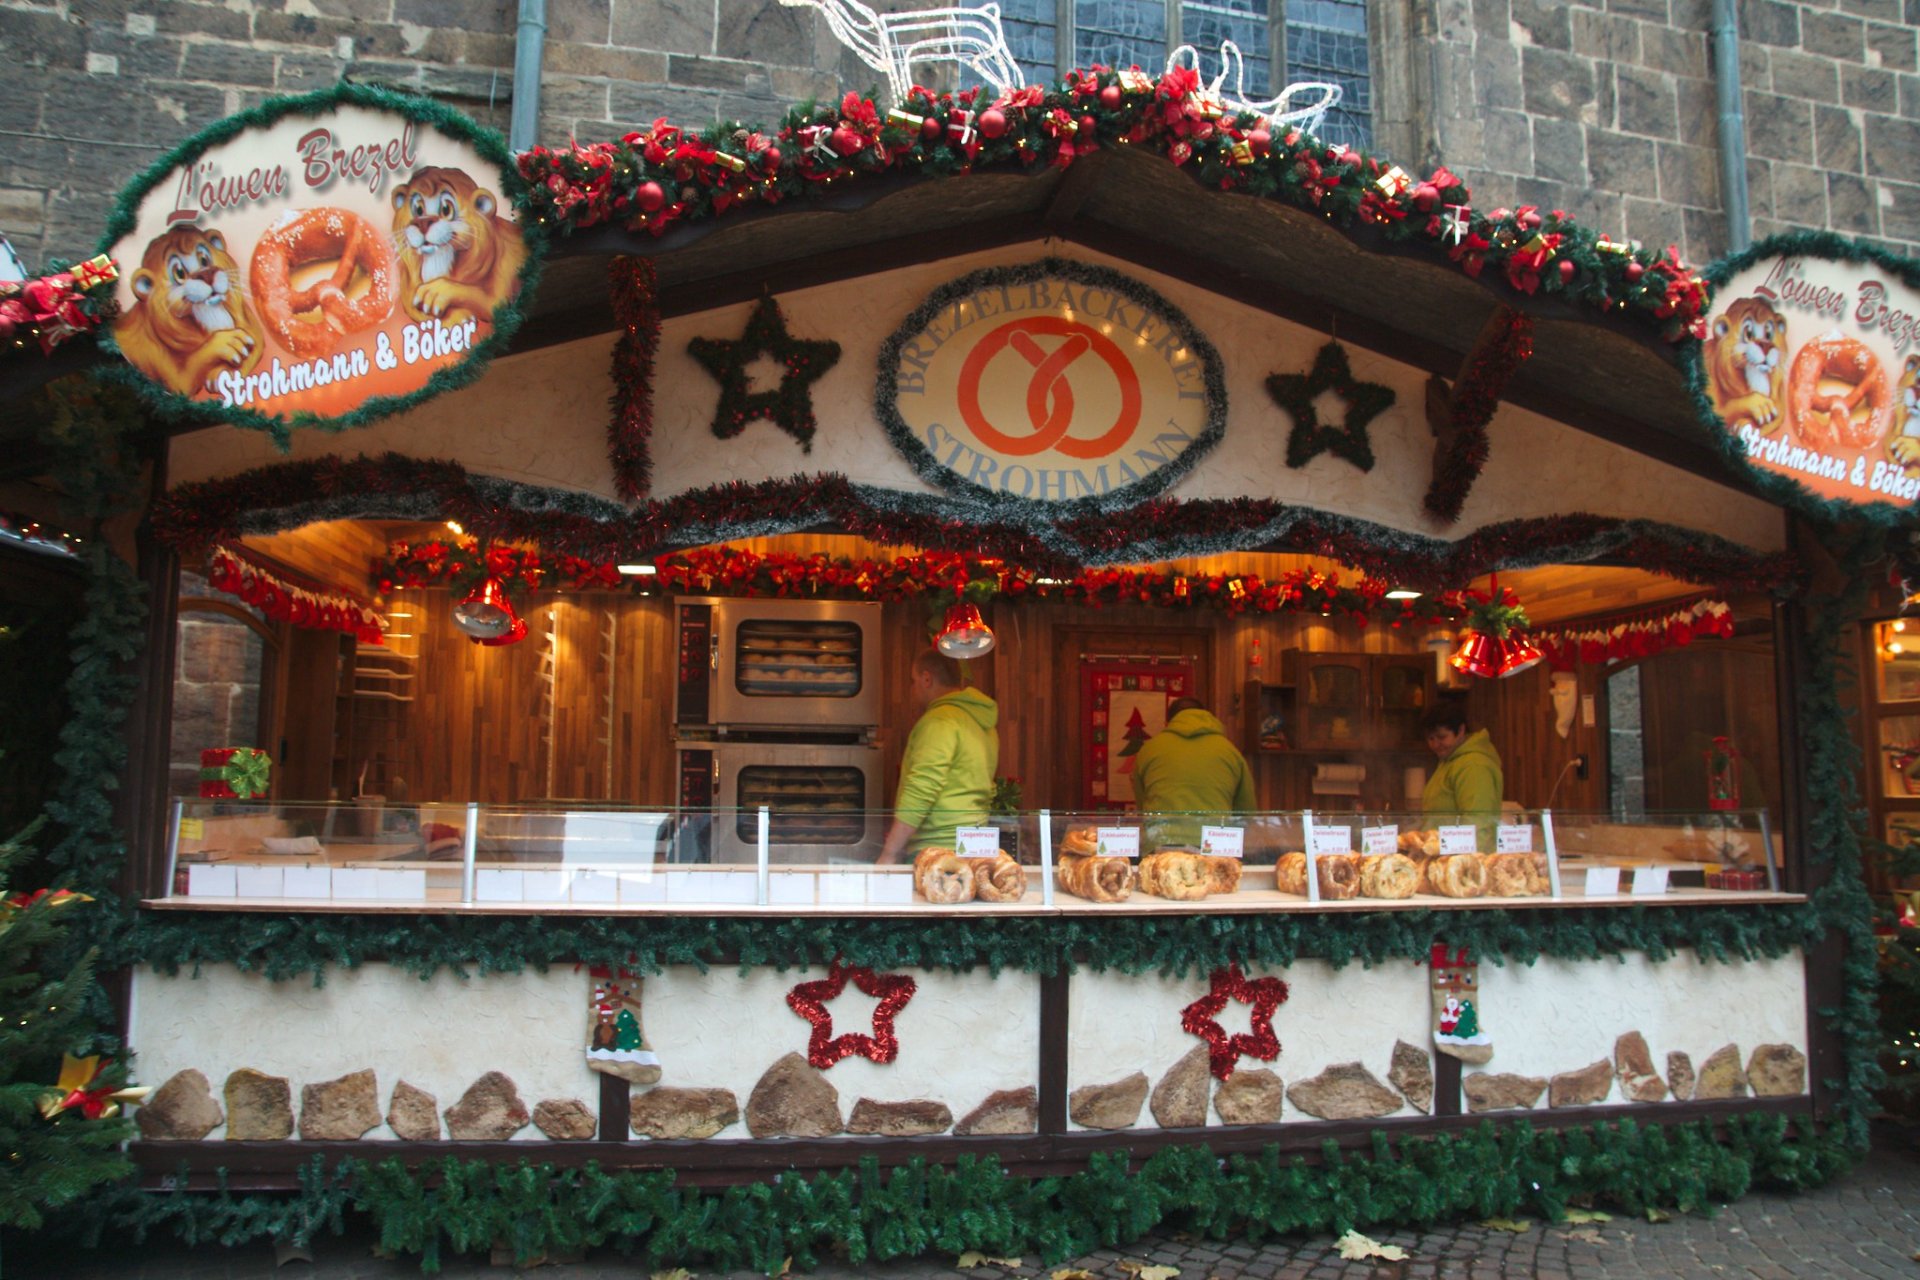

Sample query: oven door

[706,598,880,729]
[707,742,881,864]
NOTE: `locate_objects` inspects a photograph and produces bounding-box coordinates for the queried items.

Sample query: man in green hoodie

[1421,702,1504,831]
[1133,697,1257,850]
[876,650,1000,863]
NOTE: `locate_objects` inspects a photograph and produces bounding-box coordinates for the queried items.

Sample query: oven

[675,598,880,731]
[675,741,882,864]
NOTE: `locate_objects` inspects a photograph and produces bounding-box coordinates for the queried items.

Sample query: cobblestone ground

[15,1143,1920,1280]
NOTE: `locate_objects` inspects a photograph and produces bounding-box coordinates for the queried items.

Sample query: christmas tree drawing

[1117,707,1150,773]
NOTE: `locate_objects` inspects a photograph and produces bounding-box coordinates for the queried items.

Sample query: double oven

[673,598,883,863]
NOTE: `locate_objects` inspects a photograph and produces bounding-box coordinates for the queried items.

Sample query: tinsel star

[1180,962,1289,1081]
[687,295,841,453]
[1267,340,1395,473]
[785,958,917,1068]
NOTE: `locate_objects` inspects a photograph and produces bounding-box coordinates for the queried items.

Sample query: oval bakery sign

[100,87,534,433]
[879,261,1226,506]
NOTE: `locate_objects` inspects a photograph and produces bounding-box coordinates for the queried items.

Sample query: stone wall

[0,0,1913,271]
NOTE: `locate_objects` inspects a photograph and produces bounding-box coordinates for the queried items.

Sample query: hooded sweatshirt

[1422,728,1504,823]
[894,687,1000,851]
[1133,708,1257,849]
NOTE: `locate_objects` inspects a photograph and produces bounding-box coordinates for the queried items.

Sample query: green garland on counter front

[59,1114,1846,1273]
[119,902,1820,985]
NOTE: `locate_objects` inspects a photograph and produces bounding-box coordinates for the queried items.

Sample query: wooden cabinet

[1261,650,1434,752]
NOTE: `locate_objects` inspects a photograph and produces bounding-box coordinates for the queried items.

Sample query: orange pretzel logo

[957,317,1142,459]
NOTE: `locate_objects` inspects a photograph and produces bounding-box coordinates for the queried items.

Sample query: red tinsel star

[1180,963,1289,1081]
[785,959,917,1068]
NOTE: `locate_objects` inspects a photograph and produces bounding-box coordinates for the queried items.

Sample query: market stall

[4,74,1911,1264]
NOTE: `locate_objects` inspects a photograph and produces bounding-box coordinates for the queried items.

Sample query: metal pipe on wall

[510,0,547,154]
[1711,0,1751,253]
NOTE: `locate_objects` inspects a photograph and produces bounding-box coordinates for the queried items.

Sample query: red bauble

[979,107,1008,139]
[830,125,864,157]
[1412,181,1439,210]
[922,115,944,140]
[1100,84,1123,111]
[760,145,781,170]
[1558,259,1575,284]
[1625,261,1645,282]
[786,959,918,1068]
[1079,114,1097,137]
[636,181,666,213]
[1248,128,1271,157]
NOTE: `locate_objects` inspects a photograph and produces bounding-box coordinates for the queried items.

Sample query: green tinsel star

[1266,340,1395,472]
[687,296,842,453]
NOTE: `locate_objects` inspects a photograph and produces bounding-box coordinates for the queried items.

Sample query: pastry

[1398,829,1442,859]
[1139,850,1212,901]
[1275,851,1309,896]
[912,847,976,904]
[1359,852,1420,899]
[1059,826,1099,858]
[1201,855,1242,895]
[1316,853,1360,901]
[1056,852,1135,903]
[1426,853,1488,899]
[1486,851,1549,897]
[973,851,1028,903]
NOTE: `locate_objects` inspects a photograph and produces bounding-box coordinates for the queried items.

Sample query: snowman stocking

[586,967,662,1084]
[1429,944,1492,1065]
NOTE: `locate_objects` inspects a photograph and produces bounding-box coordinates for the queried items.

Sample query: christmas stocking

[1429,944,1492,1065]
[586,967,662,1084]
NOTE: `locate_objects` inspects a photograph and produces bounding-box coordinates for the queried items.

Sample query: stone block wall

[0,0,1913,271]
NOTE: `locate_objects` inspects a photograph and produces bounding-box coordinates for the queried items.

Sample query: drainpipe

[1711,0,1751,253]
[510,0,547,154]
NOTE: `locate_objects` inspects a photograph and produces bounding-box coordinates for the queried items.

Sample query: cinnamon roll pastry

[913,847,977,905]
[1201,855,1242,895]
[973,851,1028,903]
[1138,850,1212,901]
[1058,826,1099,858]
[1426,852,1488,899]
[1275,851,1309,896]
[1399,829,1442,859]
[1486,851,1549,897]
[1055,851,1136,902]
[1316,853,1361,900]
[1359,852,1420,900]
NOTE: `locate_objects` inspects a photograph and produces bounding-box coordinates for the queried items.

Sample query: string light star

[785,959,917,1068]
[687,295,841,453]
[1181,963,1289,1080]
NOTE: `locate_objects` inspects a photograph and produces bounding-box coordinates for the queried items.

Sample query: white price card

[1496,825,1535,853]
[1631,866,1671,896]
[1311,825,1353,857]
[1583,866,1622,897]
[569,871,619,904]
[1200,826,1245,858]
[1094,826,1140,859]
[234,866,284,899]
[474,869,524,902]
[956,827,1001,858]
[1362,825,1398,856]
[1438,825,1479,856]
[186,864,238,898]
[331,868,381,900]
[282,866,332,899]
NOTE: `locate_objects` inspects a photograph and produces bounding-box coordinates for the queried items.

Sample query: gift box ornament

[199,747,271,799]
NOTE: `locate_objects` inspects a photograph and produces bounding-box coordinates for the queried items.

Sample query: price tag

[1438,825,1478,856]
[177,817,204,841]
[1583,866,1622,896]
[1310,825,1352,857]
[1631,866,1671,896]
[1200,826,1244,859]
[1496,825,1534,853]
[1361,825,1398,856]
[955,827,1001,858]
[1094,826,1140,859]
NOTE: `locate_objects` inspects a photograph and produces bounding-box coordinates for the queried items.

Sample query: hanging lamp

[935,601,995,659]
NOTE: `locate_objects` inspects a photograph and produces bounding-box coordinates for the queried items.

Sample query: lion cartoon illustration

[1889,355,1920,469]
[114,228,264,395]
[390,167,526,327]
[1704,296,1787,433]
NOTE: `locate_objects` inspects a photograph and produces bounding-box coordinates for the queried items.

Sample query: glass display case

[160,802,1791,911]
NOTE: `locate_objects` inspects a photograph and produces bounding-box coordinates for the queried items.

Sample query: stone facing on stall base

[1616,1032,1670,1104]
[1213,1069,1285,1125]
[445,1072,531,1140]
[1149,1046,1212,1129]
[954,1087,1039,1136]
[1071,1072,1150,1130]
[1287,1064,1402,1120]
[1697,1045,1751,1099]
[299,1069,382,1140]
[533,1098,599,1140]
[387,1081,441,1141]
[1749,1044,1809,1097]
[746,1052,842,1138]
[1669,1052,1697,1101]
[631,1087,741,1139]
[224,1068,293,1140]
[1464,1073,1549,1113]
[136,1070,223,1141]
[1388,1042,1434,1115]
[847,1098,953,1137]
[1548,1059,1614,1108]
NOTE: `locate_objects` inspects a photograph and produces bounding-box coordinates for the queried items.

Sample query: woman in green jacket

[877,650,1000,863]
[1421,702,1504,829]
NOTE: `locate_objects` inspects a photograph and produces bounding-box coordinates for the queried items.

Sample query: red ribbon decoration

[785,958,917,1069]
[1180,962,1290,1081]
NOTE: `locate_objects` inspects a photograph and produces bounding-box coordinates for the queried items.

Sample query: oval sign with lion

[101,86,537,433]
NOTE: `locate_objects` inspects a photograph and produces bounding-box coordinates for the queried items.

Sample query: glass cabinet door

[1299,656,1366,747]
[1373,655,1432,751]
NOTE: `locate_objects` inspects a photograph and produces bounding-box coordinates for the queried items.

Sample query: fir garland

[89,81,548,446]
[1269,340,1393,472]
[689,295,841,453]
[607,257,660,501]
[1424,311,1535,523]
[873,259,1227,511]
[149,453,1803,594]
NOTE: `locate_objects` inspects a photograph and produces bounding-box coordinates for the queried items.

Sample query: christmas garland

[151,453,1804,595]
[1424,311,1535,523]
[607,257,660,501]
[207,546,385,644]
[516,76,1711,343]
[90,81,548,444]
[370,539,1460,628]
[1530,598,1734,670]
[0,510,86,561]
[874,259,1227,511]
[0,256,118,358]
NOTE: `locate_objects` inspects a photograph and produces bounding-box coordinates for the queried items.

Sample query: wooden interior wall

[1464,661,1606,812]
[244,522,388,594]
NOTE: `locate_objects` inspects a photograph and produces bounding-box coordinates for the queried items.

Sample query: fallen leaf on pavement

[1050,1269,1097,1280]
[957,1252,1023,1269]
[1563,1228,1606,1245]
[1117,1262,1180,1280]
[1645,1207,1672,1223]
[1480,1217,1533,1233]
[650,1270,693,1280]
[1335,1230,1409,1262]
[1562,1208,1611,1224]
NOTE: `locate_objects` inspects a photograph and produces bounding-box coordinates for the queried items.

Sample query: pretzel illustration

[249,207,398,358]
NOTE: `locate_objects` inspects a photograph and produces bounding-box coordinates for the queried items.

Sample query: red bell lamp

[452,576,526,645]
[935,602,995,659]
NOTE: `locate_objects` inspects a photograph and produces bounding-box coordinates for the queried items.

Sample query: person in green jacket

[1421,702,1504,833]
[877,650,1000,863]
[1134,698,1257,850]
